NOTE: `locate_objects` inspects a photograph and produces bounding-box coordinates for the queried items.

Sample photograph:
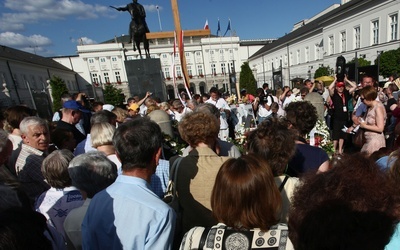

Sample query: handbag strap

[198,227,211,250]
[170,157,183,197]
[278,175,289,192]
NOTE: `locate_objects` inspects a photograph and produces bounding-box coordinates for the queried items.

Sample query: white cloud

[0,31,54,55]
[71,36,97,45]
[0,32,52,47]
[1,0,114,31]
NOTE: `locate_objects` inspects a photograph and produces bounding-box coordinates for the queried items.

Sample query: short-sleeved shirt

[82,175,176,249]
[287,143,329,177]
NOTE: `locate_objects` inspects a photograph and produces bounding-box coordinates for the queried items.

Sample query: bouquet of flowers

[163,133,188,157]
[227,122,255,154]
[306,119,335,156]
[225,94,237,105]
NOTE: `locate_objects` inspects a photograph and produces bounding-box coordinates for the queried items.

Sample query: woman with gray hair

[35,149,84,238]
[90,122,121,173]
[64,151,117,250]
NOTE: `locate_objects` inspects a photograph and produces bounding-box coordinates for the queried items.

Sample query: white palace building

[248,0,400,89]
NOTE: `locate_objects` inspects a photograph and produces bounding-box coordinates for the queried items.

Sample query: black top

[56,120,86,145]
[331,89,351,121]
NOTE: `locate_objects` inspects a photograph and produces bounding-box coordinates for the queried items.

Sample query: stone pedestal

[124,58,167,101]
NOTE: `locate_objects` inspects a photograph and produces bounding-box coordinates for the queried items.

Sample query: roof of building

[0,45,73,72]
[249,0,365,59]
[101,34,272,46]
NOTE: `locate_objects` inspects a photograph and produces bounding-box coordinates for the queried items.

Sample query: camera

[336,56,346,82]
[259,95,269,105]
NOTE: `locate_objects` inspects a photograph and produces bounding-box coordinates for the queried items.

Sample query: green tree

[347,57,371,67]
[314,66,333,78]
[103,84,125,106]
[375,48,400,78]
[239,62,257,95]
[49,75,69,112]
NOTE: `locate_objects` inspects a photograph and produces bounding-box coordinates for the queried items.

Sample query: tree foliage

[375,48,400,78]
[103,84,125,106]
[314,66,334,78]
[49,75,69,112]
[239,62,257,95]
[347,57,371,67]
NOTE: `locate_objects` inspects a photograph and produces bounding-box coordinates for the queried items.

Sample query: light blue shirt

[82,175,176,250]
[386,223,400,250]
[375,156,396,171]
[150,159,170,198]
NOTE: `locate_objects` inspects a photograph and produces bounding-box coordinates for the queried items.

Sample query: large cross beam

[146,0,211,90]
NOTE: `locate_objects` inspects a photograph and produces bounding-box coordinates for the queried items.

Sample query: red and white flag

[204,19,209,30]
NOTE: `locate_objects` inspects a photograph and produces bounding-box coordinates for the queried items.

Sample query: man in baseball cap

[56,100,88,146]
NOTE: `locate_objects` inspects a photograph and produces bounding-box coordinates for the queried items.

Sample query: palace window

[104,72,110,83]
[390,14,398,41]
[372,20,379,45]
[354,26,361,49]
[340,31,346,52]
[115,72,121,82]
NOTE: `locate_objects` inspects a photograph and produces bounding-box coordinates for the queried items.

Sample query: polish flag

[204,19,209,30]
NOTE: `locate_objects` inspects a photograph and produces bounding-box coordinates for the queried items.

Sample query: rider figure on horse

[116,0,150,43]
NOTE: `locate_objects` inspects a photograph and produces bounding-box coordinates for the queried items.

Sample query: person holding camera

[328,74,357,155]
[253,88,274,124]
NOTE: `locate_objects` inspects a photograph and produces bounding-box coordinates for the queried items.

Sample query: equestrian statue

[111,0,150,59]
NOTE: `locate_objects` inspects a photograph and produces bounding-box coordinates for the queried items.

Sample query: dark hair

[211,155,281,231]
[90,110,117,127]
[256,88,264,96]
[285,101,318,136]
[50,128,74,150]
[247,118,296,176]
[295,199,396,250]
[289,153,400,248]
[0,208,52,250]
[126,97,135,104]
[113,117,163,170]
[209,87,219,94]
[262,83,269,89]
[300,87,309,95]
[388,83,399,93]
[4,106,36,131]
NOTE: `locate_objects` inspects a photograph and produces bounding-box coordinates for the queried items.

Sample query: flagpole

[156,5,162,31]
[227,18,238,96]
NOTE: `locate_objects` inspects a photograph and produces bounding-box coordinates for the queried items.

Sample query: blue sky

[0,0,340,57]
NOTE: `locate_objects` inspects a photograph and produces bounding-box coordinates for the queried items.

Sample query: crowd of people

[1,74,400,250]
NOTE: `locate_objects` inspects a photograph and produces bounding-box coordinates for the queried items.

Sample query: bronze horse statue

[129,7,150,59]
[113,0,150,59]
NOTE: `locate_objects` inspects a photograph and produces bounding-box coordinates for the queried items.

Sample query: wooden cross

[146,0,211,88]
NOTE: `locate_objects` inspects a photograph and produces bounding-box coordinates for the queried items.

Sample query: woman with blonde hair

[111,107,128,126]
[91,122,121,173]
[180,155,293,249]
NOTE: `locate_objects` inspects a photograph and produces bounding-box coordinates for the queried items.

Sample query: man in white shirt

[205,87,231,141]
